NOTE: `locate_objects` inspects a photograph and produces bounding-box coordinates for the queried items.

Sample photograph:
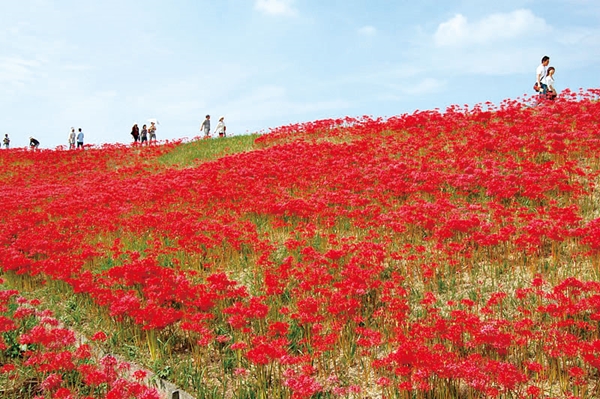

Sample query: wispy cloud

[434,9,550,47]
[358,25,377,36]
[254,0,298,17]
[0,56,43,86]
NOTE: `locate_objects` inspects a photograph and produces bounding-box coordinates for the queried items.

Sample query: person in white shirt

[214,116,226,137]
[542,66,556,100]
[68,127,76,149]
[536,55,550,95]
[76,128,84,149]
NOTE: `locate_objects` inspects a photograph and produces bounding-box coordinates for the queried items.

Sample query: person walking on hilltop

[140,124,148,145]
[77,128,84,149]
[200,115,211,139]
[148,122,157,144]
[68,127,76,149]
[131,124,140,144]
[535,55,550,96]
[3,134,9,149]
[29,137,40,150]
[214,116,226,138]
[542,66,557,100]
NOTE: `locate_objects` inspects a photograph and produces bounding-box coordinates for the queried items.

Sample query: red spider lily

[283,369,324,399]
[245,335,289,365]
[133,369,147,381]
[91,331,108,342]
[19,325,77,350]
[13,306,36,319]
[0,281,160,399]
[356,326,383,347]
[0,314,17,333]
[24,351,76,373]
[52,387,74,399]
[230,342,248,351]
[41,373,63,391]
[0,364,16,374]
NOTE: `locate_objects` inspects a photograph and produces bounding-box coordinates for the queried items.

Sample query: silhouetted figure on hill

[3,134,9,149]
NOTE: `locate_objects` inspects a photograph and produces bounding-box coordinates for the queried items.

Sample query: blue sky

[1,0,599,148]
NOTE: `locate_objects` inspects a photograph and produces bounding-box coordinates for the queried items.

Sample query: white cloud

[434,9,550,47]
[555,26,600,46]
[358,26,377,36]
[254,0,297,17]
[0,56,43,86]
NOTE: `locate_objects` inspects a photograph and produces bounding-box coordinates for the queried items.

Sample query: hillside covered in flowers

[1,90,600,398]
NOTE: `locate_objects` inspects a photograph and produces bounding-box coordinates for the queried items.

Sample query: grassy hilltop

[1,89,600,399]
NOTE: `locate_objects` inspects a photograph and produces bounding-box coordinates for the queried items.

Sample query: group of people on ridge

[2,68,558,151]
[5,128,85,150]
[3,134,42,150]
[67,128,85,149]
[130,121,157,145]
[200,115,227,139]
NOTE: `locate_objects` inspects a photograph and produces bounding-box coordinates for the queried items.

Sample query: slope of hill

[1,90,600,398]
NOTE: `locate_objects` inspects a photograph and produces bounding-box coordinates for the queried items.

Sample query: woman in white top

[542,66,556,100]
[214,116,226,137]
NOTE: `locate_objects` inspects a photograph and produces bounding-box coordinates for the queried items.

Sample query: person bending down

[29,137,40,149]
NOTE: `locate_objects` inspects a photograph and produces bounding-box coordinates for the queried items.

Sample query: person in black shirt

[131,124,140,143]
[29,137,40,149]
[140,124,148,145]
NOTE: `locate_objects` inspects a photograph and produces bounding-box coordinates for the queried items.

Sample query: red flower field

[2,90,600,398]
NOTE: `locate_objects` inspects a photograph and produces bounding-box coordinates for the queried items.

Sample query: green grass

[157,134,260,168]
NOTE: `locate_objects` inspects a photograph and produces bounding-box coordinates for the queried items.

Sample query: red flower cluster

[0,281,159,399]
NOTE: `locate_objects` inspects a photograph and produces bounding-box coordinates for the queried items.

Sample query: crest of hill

[1,89,599,183]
